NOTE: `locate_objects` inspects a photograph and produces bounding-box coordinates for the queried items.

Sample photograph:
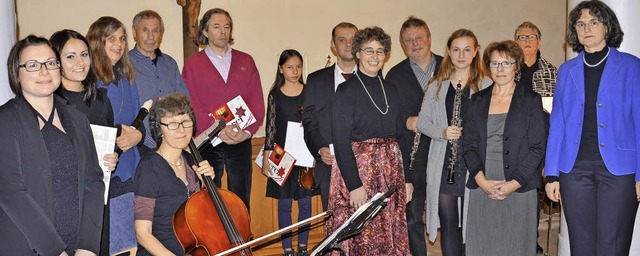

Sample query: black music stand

[310,186,399,256]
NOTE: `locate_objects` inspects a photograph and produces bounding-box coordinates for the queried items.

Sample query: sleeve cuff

[545,176,559,184]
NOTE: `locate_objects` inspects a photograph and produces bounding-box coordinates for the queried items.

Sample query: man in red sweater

[182,8,264,211]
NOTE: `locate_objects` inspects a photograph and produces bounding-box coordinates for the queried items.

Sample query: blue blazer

[545,47,640,181]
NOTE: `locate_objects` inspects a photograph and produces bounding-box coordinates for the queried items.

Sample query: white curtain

[0,0,16,105]
[561,1,640,256]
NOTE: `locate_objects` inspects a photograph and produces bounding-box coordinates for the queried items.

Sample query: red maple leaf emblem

[277,167,286,177]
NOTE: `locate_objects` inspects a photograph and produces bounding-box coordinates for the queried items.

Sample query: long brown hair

[86,16,135,85]
[432,29,486,100]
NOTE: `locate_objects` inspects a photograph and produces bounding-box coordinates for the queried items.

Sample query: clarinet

[408,72,434,171]
[408,132,420,170]
[446,82,463,184]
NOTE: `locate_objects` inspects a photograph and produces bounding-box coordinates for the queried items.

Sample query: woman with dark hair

[50,29,118,170]
[463,40,545,256]
[0,35,104,255]
[86,16,144,254]
[50,29,118,255]
[328,26,411,255]
[413,28,491,256]
[545,1,640,255]
[133,93,214,255]
[262,49,313,256]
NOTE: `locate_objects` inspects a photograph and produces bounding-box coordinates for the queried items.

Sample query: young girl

[87,16,144,255]
[413,29,491,256]
[262,49,313,256]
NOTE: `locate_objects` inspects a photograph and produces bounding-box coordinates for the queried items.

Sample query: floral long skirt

[325,138,410,255]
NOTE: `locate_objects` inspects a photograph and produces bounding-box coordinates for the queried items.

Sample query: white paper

[542,96,553,113]
[90,124,117,205]
[284,121,315,168]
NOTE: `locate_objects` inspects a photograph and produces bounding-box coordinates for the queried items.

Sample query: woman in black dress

[328,26,411,255]
[133,93,215,255]
[262,49,313,256]
[50,29,118,255]
[0,35,104,255]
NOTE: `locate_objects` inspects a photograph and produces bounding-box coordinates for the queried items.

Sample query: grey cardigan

[417,77,492,242]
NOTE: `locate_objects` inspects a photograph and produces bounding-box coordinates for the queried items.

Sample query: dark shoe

[537,243,544,254]
[297,246,309,256]
[283,249,295,256]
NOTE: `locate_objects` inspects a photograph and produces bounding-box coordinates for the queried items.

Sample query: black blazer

[0,96,104,255]
[302,64,336,157]
[463,83,545,192]
[386,55,443,173]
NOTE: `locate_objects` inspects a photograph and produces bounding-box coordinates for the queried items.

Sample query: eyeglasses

[575,20,602,30]
[160,120,194,130]
[360,48,386,56]
[489,61,516,69]
[516,35,539,41]
[18,60,60,72]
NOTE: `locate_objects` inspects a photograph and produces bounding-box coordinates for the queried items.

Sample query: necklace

[583,47,610,67]
[355,72,389,115]
[159,152,184,167]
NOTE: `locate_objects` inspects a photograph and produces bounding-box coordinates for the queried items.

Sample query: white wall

[0,0,16,105]
[15,0,567,136]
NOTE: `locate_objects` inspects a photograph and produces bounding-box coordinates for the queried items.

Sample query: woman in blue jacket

[544,1,640,255]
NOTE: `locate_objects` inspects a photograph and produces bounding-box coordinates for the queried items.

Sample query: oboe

[446,82,463,184]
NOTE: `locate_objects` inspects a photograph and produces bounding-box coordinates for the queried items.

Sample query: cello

[173,120,253,255]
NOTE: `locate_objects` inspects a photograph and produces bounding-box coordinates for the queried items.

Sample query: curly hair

[483,40,525,73]
[149,93,196,147]
[567,0,623,52]
[351,26,391,59]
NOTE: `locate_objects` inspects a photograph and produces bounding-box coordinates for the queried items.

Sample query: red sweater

[182,49,265,136]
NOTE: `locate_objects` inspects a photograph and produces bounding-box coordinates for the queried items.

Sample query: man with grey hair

[386,16,443,256]
[129,10,190,151]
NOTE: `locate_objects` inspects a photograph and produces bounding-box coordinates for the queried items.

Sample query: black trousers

[201,139,253,212]
[560,159,638,256]
[406,140,428,256]
[314,160,331,211]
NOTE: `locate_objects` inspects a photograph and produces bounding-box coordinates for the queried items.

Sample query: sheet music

[90,124,117,205]
[311,192,385,256]
[284,121,315,167]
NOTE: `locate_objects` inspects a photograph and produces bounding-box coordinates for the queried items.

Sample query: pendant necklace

[355,72,389,115]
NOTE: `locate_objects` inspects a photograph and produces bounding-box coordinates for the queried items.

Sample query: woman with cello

[133,93,215,255]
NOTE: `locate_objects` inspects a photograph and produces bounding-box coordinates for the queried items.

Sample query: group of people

[1,1,639,256]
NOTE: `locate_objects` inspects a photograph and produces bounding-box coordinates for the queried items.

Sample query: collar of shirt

[131,45,163,60]
[409,53,436,90]
[333,64,358,92]
[205,44,233,83]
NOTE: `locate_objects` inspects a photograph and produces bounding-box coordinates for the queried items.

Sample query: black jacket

[386,55,443,175]
[463,83,545,192]
[0,96,104,255]
[302,64,336,157]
